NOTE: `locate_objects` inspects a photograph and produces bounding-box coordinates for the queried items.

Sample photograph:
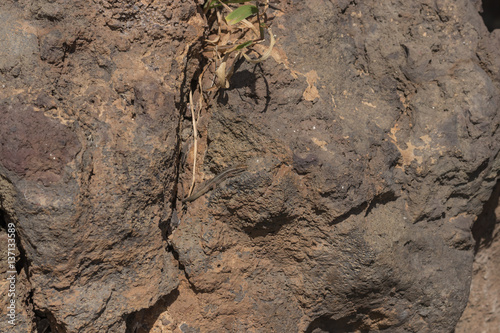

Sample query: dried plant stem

[187,90,198,198]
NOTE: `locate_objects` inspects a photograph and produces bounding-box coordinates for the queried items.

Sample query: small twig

[198,62,209,114]
[255,0,264,40]
[187,90,198,197]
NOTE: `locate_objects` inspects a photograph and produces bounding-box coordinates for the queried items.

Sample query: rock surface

[0,0,499,332]
[0,0,202,331]
[456,182,500,333]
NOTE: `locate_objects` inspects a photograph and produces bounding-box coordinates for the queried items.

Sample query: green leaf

[204,0,218,9]
[225,5,258,25]
[205,0,252,9]
[235,40,254,50]
[225,0,253,3]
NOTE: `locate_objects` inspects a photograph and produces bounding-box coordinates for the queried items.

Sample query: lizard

[182,164,248,203]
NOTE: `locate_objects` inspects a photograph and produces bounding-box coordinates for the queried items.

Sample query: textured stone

[171,0,500,332]
[456,182,500,333]
[0,0,203,331]
[0,0,498,332]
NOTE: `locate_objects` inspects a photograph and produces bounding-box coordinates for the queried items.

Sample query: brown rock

[0,0,202,331]
[456,183,500,332]
[171,0,500,332]
[0,0,499,332]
